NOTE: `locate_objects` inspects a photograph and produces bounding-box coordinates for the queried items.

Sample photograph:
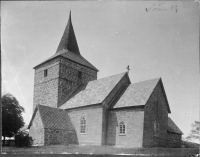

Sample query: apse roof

[168,117,183,135]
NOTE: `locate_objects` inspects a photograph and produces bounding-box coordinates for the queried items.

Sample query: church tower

[33,12,98,110]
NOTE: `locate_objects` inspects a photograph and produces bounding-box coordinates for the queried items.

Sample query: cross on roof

[126,65,130,74]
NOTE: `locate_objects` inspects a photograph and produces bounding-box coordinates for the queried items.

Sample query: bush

[15,131,33,147]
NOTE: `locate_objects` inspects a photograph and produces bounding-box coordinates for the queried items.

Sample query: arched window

[80,117,86,134]
[154,120,159,136]
[119,122,125,135]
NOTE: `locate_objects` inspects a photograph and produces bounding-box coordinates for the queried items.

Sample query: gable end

[28,106,44,129]
[158,79,171,113]
[145,78,171,113]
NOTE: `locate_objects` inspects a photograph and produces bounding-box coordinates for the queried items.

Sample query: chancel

[28,12,183,148]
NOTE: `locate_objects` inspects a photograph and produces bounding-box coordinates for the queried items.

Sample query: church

[28,12,183,148]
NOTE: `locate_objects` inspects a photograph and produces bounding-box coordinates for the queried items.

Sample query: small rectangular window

[44,69,48,77]
[78,71,82,79]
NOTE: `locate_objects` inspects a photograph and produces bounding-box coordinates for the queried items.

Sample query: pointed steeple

[34,11,98,71]
[56,11,80,54]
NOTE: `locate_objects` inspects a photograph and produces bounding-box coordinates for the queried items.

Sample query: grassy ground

[2,145,199,156]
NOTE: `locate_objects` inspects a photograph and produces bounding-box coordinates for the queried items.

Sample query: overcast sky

[2,1,199,137]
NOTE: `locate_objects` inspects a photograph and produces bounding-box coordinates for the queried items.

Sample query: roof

[113,78,160,109]
[34,12,98,71]
[112,77,171,113]
[59,72,127,109]
[56,11,79,55]
[29,105,74,130]
[168,117,183,135]
[34,50,98,71]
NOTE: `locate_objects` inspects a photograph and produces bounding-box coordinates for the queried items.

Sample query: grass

[2,145,199,156]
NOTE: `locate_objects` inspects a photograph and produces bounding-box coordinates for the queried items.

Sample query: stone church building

[28,12,183,148]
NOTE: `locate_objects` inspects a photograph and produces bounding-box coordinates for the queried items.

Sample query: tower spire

[56,11,80,54]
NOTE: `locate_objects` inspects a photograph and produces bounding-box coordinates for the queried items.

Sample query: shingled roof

[111,78,171,113]
[168,117,183,135]
[34,12,98,71]
[59,72,127,109]
[28,105,74,130]
[112,78,160,109]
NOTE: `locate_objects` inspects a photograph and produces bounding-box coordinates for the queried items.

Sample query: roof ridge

[90,72,127,82]
[131,77,161,85]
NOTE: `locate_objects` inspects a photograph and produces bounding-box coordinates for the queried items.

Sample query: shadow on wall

[64,112,79,145]
[106,85,129,146]
[106,111,117,146]
[44,113,79,146]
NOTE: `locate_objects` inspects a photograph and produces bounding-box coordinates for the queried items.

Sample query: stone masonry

[33,56,98,110]
[167,132,182,148]
[58,57,97,106]
[44,128,78,146]
[143,81,168,147]
[33,58,60,110]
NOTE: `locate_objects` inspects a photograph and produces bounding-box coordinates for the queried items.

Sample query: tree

[186,121,200,143]
[15,130,33,147]
[2,93,25,146]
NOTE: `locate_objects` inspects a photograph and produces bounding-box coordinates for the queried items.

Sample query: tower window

[44,69,48,77]
[119,121,126,135]
[78,71,82,79]
[80,117,86,134]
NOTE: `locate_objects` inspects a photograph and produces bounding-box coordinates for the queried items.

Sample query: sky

[1,1,199,137]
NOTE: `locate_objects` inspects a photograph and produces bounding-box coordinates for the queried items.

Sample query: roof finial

[126,65,130,75]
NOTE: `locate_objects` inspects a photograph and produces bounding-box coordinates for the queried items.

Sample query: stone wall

[57,79,78,107]
[107,108,144,148]
[167,132,182,148]
[60,58,97,77]
[67,106,103,145]
[33,56,98,109]
[29,110,44,146]
[44,128,78,145]
[33,58,60,110]
[58,58,97,106]
[34,58,60,73]
[143,81,168,147]
[34,79,59,109]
